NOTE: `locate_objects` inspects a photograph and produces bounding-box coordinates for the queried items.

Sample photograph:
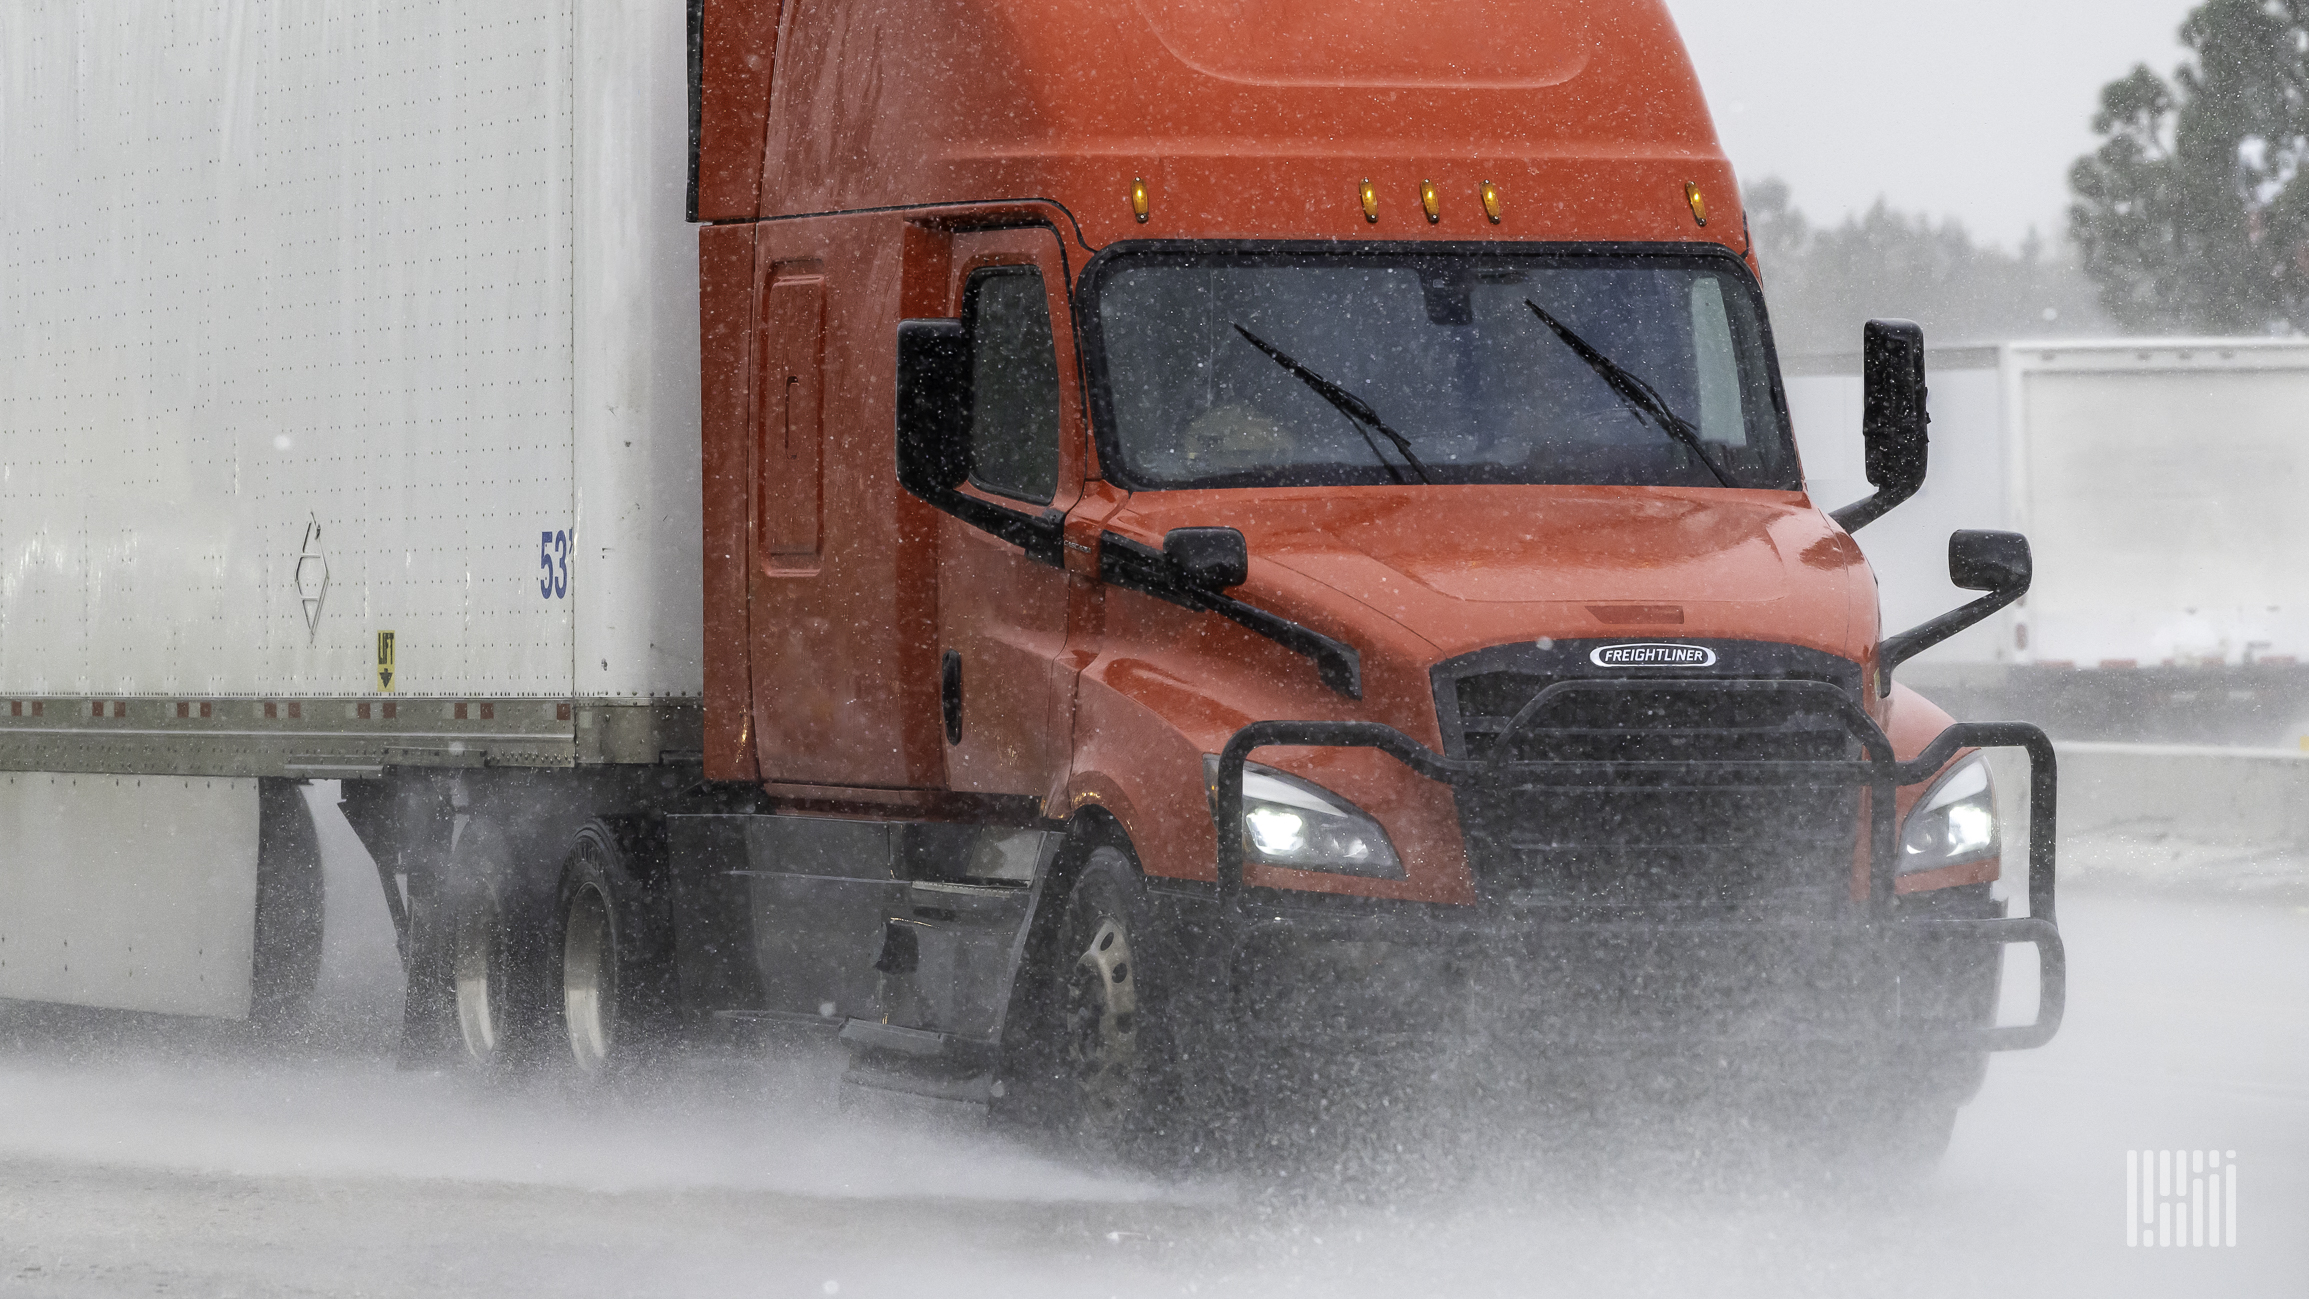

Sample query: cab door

[934,229,1087,802]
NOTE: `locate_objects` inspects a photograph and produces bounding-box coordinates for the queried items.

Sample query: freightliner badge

[1590,643,1717,668]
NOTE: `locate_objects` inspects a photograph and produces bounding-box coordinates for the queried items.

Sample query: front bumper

[1211,678,2066,1052]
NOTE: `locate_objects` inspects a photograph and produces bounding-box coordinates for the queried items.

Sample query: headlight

[1204,756,1405,879]
[1898,754,1998,875]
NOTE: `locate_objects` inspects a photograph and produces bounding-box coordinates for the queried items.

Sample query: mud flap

[0,773,260,1018]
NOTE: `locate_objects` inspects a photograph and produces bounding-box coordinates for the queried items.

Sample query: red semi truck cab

[678,0,2062,1135]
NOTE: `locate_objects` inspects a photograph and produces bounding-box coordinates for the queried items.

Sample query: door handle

[940,649,963,744]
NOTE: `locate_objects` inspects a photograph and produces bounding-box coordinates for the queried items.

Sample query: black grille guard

[1213,678,2065,1051]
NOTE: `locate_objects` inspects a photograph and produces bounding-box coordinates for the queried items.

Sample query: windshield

[1085,248,1799,491]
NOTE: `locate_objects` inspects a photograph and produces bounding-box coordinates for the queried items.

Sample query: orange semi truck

[681,0,2064,1135]
[0,0,2061,1148]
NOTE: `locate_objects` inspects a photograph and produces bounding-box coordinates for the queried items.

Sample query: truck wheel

[1805,1092,1962,1178]
[555,820,671,1078]
[1050,847,1152,1144]
[1884,1097,1962,1169]
[1779,1055,1968,1177]
[562,876,618,1073]
[448,874,516,1069]
[1881,1049,1984,1166]
[441,822,549,1074]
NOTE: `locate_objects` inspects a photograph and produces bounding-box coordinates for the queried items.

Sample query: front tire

[1035,846,1161,1147]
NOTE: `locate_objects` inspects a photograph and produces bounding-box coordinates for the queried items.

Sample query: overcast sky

[1665,0,2199,250]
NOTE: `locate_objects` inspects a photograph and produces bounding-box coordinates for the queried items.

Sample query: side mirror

[1949,528,2030,593]
[1163,527,1248,590]
[895,317,970,500]
[893,317,1065,566]
[1878,529,2031,694]
[1829,319,1929,533]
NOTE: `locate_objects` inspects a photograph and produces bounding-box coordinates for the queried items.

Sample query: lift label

[376,631,397,692]
[1590,643,1715,668]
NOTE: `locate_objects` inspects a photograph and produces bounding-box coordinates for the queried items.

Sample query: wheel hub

[1063,918,1138,1121]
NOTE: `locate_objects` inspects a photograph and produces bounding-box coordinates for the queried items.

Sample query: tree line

[1744,180,2110,357]
[1755,0,2306,351]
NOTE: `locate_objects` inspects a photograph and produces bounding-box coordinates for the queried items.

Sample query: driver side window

[963,267,1061,505]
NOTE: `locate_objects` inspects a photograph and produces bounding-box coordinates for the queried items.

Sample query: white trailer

[1785,338,2309,742]
[0,0,699,1018]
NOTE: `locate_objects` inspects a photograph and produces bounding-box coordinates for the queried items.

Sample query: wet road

[0,800,2302,1297]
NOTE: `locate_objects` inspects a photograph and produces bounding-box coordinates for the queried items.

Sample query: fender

[1883,682,2001,894]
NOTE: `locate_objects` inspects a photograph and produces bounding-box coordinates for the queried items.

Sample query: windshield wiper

[1232,324,1433,484]
[1523,300,1736,489]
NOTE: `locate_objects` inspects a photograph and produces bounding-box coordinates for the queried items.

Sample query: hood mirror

[1878,529,2032,695]
[1949,528,2031,593]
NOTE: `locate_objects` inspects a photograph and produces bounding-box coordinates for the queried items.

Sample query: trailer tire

[250,780,325,1029]
[554,819,673,1079]
[441,821,552,1075]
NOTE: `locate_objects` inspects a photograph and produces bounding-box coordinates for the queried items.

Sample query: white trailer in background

[1785,338,2309,744]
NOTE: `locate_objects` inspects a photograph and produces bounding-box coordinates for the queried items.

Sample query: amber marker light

[1420,179,1441,224]
[1360,178,1379,223]
[1685,181,1709,227]
[1131,176,1150,223]
[1480,180,1503,224]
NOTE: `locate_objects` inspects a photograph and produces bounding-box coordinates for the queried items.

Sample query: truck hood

[1111,484,1875,666]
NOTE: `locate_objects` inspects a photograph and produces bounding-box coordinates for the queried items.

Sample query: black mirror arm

[1877,582,2025,696]
[1830,481,1919,534]
[1099,533,1363,699]
[903,479,1066,567]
